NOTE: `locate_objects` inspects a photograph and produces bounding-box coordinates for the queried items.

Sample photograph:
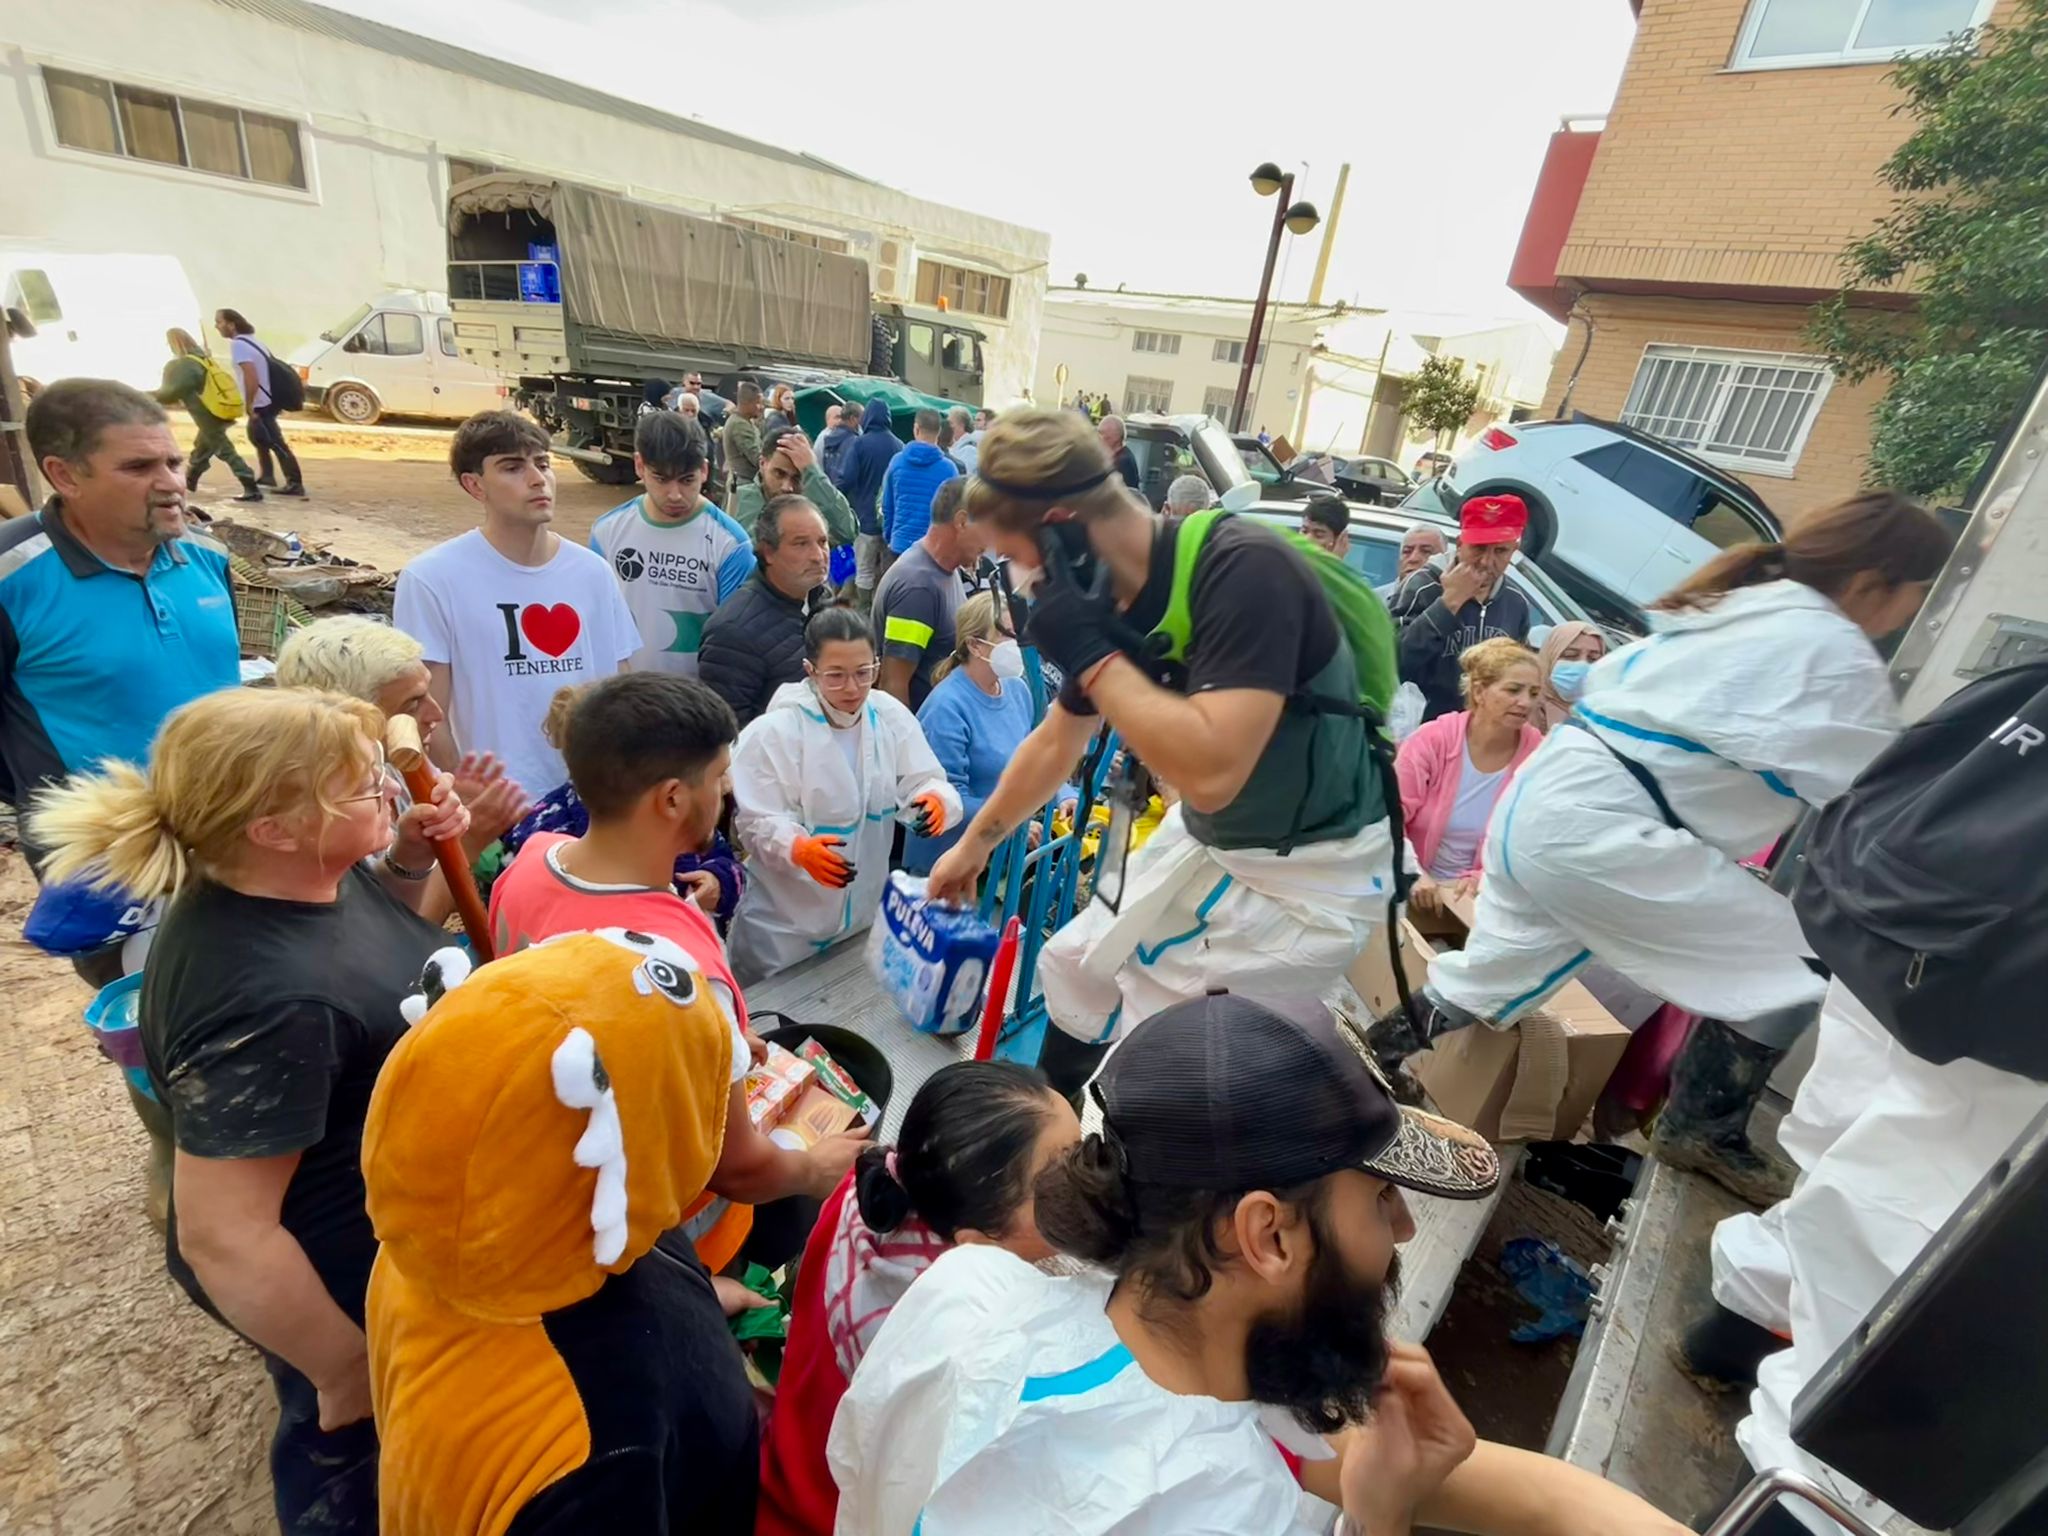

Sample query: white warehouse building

[1,0,1049,402]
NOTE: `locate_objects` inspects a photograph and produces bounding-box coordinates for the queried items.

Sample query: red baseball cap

[1459,493,1528,545]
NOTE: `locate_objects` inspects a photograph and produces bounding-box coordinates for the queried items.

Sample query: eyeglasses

[337,754,394,806]
[812,663,880,688]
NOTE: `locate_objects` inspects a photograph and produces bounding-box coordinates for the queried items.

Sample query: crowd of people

[0,366,1975,1536]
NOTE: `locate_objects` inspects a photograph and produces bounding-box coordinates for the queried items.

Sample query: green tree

[1403,354,1483,450]
[1812,0,2048,500]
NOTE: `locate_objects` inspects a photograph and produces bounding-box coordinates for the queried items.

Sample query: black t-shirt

[1055,515,1341,719]
[142,864,443,1324]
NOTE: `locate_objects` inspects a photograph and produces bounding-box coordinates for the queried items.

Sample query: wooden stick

[385,714,495,961]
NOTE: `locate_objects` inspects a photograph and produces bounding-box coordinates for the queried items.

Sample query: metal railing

[448,259,560,305]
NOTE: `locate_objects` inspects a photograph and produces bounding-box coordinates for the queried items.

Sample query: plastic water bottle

[284,532,303,561]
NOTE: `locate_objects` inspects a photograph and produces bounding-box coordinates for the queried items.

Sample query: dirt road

[0,433,634,1534]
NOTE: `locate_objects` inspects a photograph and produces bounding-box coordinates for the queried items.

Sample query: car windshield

[322,302,373,343]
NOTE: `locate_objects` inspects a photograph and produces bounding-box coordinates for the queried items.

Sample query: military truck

[445,173,986,482]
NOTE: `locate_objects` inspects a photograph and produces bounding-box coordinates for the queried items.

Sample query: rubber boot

[1676,1301,1787,1393]
[1365,988,1480,1107]
[234,478,264,503]
[184,466,202,494]
[1650,1017,1795,1206]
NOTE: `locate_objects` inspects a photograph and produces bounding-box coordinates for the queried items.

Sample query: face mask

[986,639,1026,680]
[1549,660,1592,702]
[809,679,863,728]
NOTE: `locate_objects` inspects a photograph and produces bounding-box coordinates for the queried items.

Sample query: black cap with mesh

[1092,992,1500,1201]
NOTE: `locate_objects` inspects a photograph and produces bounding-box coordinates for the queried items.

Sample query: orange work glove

[792,833,857,889]
[909,791,949,838]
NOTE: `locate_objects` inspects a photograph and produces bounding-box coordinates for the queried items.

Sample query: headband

[974,466,1115,500]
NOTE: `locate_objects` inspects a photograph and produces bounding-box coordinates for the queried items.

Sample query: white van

[288,291,504,425]
[0,250,202,392]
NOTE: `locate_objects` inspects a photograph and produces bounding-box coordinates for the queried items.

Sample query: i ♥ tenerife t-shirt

[394,529,638,797]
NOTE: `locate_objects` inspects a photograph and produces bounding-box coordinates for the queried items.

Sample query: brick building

[1510,0,2008,520]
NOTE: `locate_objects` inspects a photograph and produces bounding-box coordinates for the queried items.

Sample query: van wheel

[572,454,638,485]
[327,383,381,426]
[1464,481,1556,561]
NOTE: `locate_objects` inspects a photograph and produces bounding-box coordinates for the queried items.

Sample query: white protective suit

[1036,801,1395,1047]
[727,681,961,983]
[1430,580,1900,1034]
[829,1243,1331,1535]
[1709,980,2048,1535]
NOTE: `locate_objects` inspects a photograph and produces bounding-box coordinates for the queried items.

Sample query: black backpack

[1794,661,2048,1081]
[247,337,305,412]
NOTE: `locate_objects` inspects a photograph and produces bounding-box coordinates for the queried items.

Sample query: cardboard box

[766,1082,862,1150]
[1349,893,1631,1143]
[744,1041,812,1130]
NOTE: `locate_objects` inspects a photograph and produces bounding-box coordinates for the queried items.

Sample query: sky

[335,0,1638,327]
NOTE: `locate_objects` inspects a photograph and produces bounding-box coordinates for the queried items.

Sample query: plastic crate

[233,580,292,658]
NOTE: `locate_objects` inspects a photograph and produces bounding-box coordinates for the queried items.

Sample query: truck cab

[873,301,985,403]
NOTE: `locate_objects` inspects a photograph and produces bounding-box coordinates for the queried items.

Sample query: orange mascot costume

[362,929,760,1534]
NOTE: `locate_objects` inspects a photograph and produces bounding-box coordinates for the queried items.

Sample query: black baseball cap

[1091,992,1500,1201]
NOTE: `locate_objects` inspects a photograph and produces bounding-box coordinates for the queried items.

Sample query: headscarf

[1533,621,1603,734]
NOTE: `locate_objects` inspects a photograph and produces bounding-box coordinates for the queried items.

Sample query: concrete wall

[1559,0,2015,297]
[0,0,1048,401]
[1539,293,1889,521]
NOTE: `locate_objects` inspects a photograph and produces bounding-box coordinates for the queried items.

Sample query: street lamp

[1230,162,1320,435]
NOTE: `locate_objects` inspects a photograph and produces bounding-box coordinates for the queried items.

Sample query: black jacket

[1389,559,1535,721]
[697,571,828,730]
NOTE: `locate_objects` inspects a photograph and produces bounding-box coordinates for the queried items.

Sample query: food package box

[766,1082,862,1151]
[744,1041,813,1129]
[867,871,999,1035]
[1348,892,1630,1143]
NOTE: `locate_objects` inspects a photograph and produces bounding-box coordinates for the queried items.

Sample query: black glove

[1024,549,1128,682]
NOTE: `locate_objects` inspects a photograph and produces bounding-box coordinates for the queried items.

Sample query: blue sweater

[903,670,1036,874]
[881,441,961,553]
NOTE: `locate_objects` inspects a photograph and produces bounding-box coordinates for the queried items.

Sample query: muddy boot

[234,478,264,502]
[1650,1018,1795,1206]
[184,465,202,494]
[1677,1301,1786,1392]
[1365,988,1480,1107]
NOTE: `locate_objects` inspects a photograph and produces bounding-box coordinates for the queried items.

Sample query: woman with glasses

[30,687,467,1536]
[727,606,960,983]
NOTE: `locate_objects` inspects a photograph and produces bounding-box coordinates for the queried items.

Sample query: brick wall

[1561,0,2016,295]
[1538,293,1891,522]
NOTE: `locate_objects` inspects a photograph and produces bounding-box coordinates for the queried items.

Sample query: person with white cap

[831,992,1685,1535]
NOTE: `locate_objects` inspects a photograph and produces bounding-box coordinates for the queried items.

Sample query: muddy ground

[0,427,620,1534]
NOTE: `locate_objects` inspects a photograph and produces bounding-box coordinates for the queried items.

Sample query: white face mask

[809,679,863,728]
[986,638,1026,680]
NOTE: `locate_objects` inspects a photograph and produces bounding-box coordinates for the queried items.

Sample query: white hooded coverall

[727,681,960,983]
[1430,580,1900,1038]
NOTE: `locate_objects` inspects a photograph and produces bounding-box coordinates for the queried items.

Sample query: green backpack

[1149,508,1400,721]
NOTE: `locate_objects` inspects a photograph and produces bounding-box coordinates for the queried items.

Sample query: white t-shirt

[829,1245,1325,1536]
[832,718,863,777]
[586,495,755,675]
[229,335,271,410]
[393,529,638,798]
[1429,741,1509,879]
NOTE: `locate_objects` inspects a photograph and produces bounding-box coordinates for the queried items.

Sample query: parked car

[1245,500,1642,641]
[1124,413,1265,511]
[1411,449,1454,481]
[287,291,506,426]
[1333,456,1414,506]
[1400,416,1780,610]
[0,249,201,392]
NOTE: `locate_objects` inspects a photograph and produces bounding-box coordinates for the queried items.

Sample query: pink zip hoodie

[1396,711,1542,879]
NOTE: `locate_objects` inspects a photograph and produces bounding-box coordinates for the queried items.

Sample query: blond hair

[1457,636,1538,702]
[31,689,384,898]
[541,684,588,752]
[962,408,1137,534]
[276,615,425,703]
[931,591,1005,686]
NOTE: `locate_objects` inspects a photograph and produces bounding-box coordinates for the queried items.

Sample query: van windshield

[321,302,373,343]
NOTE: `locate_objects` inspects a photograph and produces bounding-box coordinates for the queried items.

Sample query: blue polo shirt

[0,500,239,846]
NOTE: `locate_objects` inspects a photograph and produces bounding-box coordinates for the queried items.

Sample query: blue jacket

[835,398,903,536]
[881,441,961,553]
[818,421,860,484]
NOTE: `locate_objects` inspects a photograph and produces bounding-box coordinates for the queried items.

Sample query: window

[1732,0,1992,68]
[437,316,459,358]
[940,331,981,374]
[1202,385,1239,423]
[346,312,424,357]
[1620,344,1833,472]
[1211,338,1266,365]
[1575,442,1763,547]
[43,68,309,189]
[906,322,935,364]
[724,216,849,255]
[1124,376,1173,415]
[1131,330,1181,355]
[5,269,62,326]
[915,259,1011,318]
